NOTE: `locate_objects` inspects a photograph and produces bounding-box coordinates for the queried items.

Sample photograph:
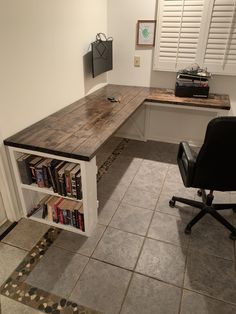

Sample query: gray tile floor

[0,219,49,313]
[1,140,236,314]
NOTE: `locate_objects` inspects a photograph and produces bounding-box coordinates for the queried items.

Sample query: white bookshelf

[7,146,98,236]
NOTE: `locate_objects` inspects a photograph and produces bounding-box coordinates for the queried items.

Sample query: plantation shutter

[153,0,209,72]
[203,0,236,75]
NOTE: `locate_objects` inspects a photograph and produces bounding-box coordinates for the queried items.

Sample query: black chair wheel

[169,199,175,208]
[185,228,191,235]
[230,233,236,240]
[197,190,202,197]
[232,208,236,214]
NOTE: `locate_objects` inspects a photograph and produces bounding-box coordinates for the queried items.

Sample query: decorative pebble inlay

[0,140,127,313]
[97,138,129,181]
[0,227,102,313]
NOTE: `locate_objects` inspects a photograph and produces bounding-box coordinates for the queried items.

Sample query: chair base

[169,189,236,240]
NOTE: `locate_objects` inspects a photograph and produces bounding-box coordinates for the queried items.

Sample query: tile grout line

[182,286,236,307]
[100,155,147,314]
[66,250,91,302]
[67,219,110,301]
[68,142,145,302]
[117,158,157,314]
[63,238,236,310]
[63,142,133,298]
[178,252,189,314]
[153,164,186,314]
[178,211,192,314]
[0,241,29,253]
[117,163,170,314]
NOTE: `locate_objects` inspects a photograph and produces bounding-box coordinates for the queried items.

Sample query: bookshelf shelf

[21,183,83,202]
[7,146,98,237]
[30,212,86,235]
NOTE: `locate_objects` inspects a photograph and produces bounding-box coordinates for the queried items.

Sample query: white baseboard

[147,135,202,147]
[114,132,146,142]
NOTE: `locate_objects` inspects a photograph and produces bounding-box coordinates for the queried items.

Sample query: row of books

[17,154,82,199]
[28,195,85,231]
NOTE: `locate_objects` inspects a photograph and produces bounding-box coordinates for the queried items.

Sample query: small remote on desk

[107,97,119,102]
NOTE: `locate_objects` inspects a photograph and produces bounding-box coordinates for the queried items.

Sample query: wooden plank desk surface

[147,88,231,110]
[4,84,230,161]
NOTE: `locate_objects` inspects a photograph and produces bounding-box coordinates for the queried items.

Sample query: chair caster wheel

[230,233,236,240]
[185,228,191,235]
[197,190,202,197]
[169,199,175,208]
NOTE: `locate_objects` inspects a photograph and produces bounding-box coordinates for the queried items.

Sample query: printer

[175,65,211,98]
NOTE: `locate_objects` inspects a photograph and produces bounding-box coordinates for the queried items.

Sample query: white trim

[0,146,21,221]
[147,135,202,147]
[144,101,228,115]
[114,133,146,142]
[128,116,145,141]
[144,104,151,141]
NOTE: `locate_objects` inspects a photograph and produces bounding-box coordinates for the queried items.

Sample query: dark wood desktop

[4,84,230,161]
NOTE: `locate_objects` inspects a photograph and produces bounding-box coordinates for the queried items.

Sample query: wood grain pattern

[4,85,230,161]
[147,88,230,110]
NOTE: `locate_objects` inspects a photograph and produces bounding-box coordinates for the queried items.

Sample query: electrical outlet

[134,56,140,67]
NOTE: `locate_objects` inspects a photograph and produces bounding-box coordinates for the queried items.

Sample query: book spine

[75,173,82,200]
[42,203,48,219]
[71,174,77,198]
[52,166,59,193]
[62,209,67,225]
[35,167,45,188]
[74,209,79,229]
[42,165,50,188]
[17,158,32,185]
[80,212,85,231]
[71,210,76,227]
[55,170,61,195]
[66,209,72,225]
[29,165,37,183]
[47,204,53,221]
[52,204,59,223]
[48,166,57,192]
[59,175,66,196]
[53,198,64,223]
[65,171,72,196]
[56,206,60,223]
[59,208,64,224]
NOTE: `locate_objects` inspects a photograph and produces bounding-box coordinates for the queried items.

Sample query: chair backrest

[193,116,236,191]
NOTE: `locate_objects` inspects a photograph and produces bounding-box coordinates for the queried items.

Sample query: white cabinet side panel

[146,104,217,146]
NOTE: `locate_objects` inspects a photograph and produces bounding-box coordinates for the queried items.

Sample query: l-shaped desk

[4,84,230,235]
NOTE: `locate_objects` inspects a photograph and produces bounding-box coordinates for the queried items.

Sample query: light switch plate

[134,56,140,67]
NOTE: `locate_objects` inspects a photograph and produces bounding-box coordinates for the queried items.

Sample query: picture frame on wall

[136,20,156,46]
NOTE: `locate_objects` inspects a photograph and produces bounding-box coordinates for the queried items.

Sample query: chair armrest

[177,141,196,187]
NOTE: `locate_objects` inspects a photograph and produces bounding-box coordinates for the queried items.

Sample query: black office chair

[169,116,236,240]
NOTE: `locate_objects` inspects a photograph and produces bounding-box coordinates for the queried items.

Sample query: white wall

[108,0,236,114]
[0,192,7,226]
[0,0,107,220]
[0,0,107,139]
[108,0,157,87]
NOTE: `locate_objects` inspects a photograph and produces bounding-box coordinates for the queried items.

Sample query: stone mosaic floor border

[97,138,129,182]
[0,139,128,314]
[0,228,101,314]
